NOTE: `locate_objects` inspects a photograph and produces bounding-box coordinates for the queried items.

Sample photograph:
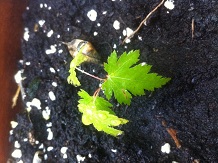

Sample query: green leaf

[102,50,170,105]
[67,50,87,86]
[78,89,129,136]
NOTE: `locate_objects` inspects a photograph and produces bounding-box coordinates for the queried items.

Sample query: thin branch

[75,67,105,81]
[122,0,165,44]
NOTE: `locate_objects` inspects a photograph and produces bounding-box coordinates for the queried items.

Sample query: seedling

[67,42,170,136]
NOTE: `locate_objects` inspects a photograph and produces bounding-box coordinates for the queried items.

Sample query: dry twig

[12,85,21,108]
[122,0,165,44]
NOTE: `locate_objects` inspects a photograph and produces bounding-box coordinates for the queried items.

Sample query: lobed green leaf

[102,50,170,105]
[78,89,128,136]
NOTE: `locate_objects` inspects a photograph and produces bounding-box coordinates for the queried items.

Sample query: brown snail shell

[63,39,101,64]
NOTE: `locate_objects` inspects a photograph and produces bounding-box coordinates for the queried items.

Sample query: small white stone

[17,160,23,163]
[35,140,39,144]
[26,98,41,110]
[47,30,54,37]
[125,38,131,44]
[88,153,92,158]
[42,110,50,120]
[57,34,60,38]
[46,45,57,54]
[87,9,97,21]
[23,138,28,142]
[141,62,146,66]
[39,144,44,149]
[113,44,117,49]
[26,6,29,10]
[44,154,48,160]
[14,70,23,84]
[26,107,32,112]
[11,121,18,128]
[58,49,63,53]
[48,91,56,101]
[25,62,31,65]
[47,128,53,140]
[23,28,30,41]
[126,27,134,37]
[60,147,68,154]
[47,146,53,151]
[44,3,47,8]
[9,130,13,135]
[111,149,117,153]
[93,32,98,36]
[161,143,171,154]
[38,20,45,27]
[102,11,107,15]
[52,82,57,87]
[113,20,120,30]
[76,155,85,162]
[97,23,101,27]
[14,141,21,148]
[138,35,142,41]
[40,3,43,8]
[164,0,175,10]
[46,122,52,127]
[11,149,22,158]
[49,67,56,73]
[63,153,67,159]
[122,29,126,36]
[48,6,52,10]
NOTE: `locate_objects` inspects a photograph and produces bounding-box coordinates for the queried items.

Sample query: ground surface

[9,0,218,162]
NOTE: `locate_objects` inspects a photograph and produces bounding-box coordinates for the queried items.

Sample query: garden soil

[9,0,218,162]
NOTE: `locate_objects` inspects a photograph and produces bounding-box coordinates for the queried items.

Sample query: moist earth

[9,0,218,162]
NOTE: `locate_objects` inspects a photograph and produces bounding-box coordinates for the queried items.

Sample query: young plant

[68,49,170,136]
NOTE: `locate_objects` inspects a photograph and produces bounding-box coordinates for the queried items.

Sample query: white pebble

[39,144,44,149]
[47,146,53,151]
[58,49,63,53]
[57,34,60,38]
[40,3,43,8]
[14,70,23,84]
[113,20,120,30]
[46,122,52,127]
[25,62,31,65]
[52,82,57,87]
[111,149,117,153]
[42,109,50,120]
[38,20,45,27]
[26,98,41,110]
[45,45,57,54]
[48,91,56,101]
[48,6,52,10]
[23,27,30,41]
[11,149,22,158]
[76,155,85,162]
[113,44,117,49]
[164,0,175,10]
[93,32,98,36]
[161,143,171,154]
[9,130,13,135]
[102,11,107,15]
[63,153,67,159]
[11,121,18,128]
[14,141,21,148]
[87,9,97,21]
[126,27,134,37]
[97,23,101,27]
[47,128,53,140]
[138,35,142,41]
[49,67,56,73]
[47,30,54,37]
[60,147,68,154]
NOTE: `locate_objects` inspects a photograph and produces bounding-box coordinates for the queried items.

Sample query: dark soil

[9,0,218,162]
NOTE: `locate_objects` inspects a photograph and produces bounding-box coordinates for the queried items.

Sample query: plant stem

[75,67,105,81]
